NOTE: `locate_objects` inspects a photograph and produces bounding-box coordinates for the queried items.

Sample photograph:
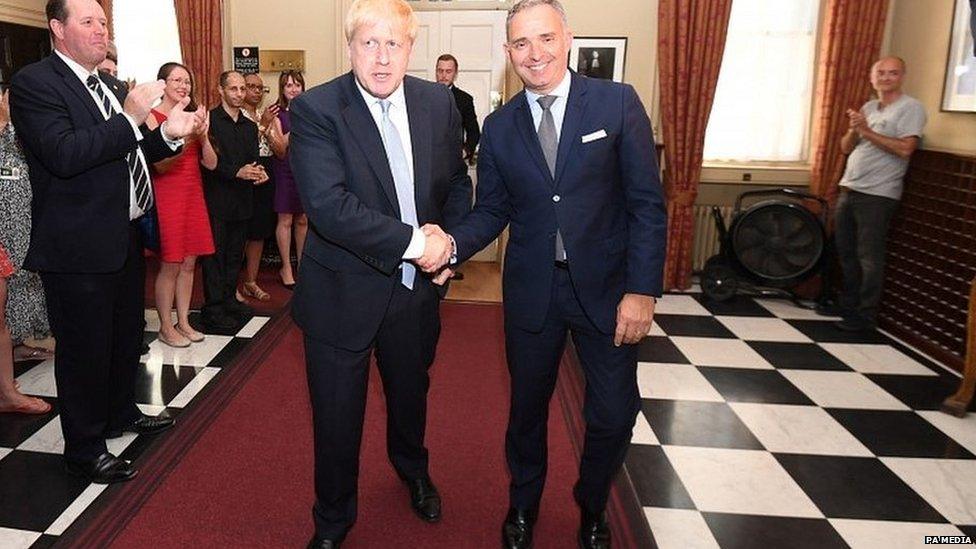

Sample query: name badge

[0,166,21,180]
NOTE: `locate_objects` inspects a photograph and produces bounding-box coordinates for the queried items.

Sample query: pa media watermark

[923,535,973,545]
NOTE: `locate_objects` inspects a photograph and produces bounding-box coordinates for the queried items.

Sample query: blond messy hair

[345,0,418,44]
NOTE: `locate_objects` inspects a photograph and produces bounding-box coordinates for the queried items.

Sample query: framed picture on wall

[941,0,976,112]
[569,37,627,82]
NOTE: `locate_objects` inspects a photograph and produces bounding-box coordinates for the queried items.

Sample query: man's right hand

[416,224,452,272]
[236,162,266,181]
[123,80,165,126]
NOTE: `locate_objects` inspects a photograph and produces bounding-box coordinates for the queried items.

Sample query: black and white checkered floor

[0,310,271,548]
[628,290,976,548]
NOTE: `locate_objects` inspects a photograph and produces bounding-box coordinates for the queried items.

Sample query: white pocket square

[581,129,608,143]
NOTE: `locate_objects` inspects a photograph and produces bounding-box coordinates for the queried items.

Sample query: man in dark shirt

[201,70,267,331]
[435,54,480,162]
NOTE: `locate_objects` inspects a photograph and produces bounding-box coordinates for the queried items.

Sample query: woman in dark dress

[268,70,306,289]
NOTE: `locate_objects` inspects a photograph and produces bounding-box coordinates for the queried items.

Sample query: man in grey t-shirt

[832,56,926,331]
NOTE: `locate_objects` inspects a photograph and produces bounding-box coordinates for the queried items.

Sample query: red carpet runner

[109,303,581,548]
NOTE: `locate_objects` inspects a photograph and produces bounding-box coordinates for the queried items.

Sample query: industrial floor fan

[701,188,828,302]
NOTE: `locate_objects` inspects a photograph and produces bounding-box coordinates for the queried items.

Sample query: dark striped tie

[86,74,153,212]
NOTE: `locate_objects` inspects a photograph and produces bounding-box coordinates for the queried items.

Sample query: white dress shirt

[524,70,572,139]
[355,79,425,260]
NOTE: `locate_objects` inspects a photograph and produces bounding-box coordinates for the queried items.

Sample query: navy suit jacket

[10,53,177,273]
[451,72,667,334]
[289,73,472,351]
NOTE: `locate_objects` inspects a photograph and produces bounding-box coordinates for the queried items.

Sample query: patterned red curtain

[809,0,890,210]
[658,0,733,290]
[97,0,113,39]
[174,0,223,110]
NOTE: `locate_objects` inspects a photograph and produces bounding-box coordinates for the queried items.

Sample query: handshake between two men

[413,224,456,286]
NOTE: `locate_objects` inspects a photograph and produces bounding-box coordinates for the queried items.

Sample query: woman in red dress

[147,63,217,347]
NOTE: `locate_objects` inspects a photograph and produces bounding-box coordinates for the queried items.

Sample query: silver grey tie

[379,99,418,289]
[537,95,566,261]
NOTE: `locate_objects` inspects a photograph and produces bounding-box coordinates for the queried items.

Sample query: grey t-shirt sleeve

[897,101,927,138]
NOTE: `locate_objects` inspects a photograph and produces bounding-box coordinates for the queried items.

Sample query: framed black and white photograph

[569,37,627,82]
[941,0,976,112]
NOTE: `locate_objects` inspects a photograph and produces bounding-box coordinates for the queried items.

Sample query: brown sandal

[242,281,271,301]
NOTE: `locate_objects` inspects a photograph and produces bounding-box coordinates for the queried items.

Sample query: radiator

[692,205,733,272]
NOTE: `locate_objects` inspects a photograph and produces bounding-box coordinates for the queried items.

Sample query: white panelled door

[411,10,508,262]
[410,10,507,131]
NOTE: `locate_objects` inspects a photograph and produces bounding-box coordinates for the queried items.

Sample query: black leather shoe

[407,477,441,522]
[224,299,255,318]
[306,536,339,549]
[106,414,175,438]
[578,509,610,549]
[834,316,875,332]
[502,507,537,549]
[65,452,138,484]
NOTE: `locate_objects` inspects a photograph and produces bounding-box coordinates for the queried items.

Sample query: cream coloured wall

[0,0,46,27]
[886,0,976,154]
[223,0,338,103]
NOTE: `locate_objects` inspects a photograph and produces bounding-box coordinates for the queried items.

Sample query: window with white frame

[703,0,821,164]
[113,0,182,85]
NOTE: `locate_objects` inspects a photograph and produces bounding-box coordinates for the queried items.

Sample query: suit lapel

[339,74,401,218]
[513,92,553,184]
[553,72,587,187]
[49,54,105,125]
[404,77,432,222]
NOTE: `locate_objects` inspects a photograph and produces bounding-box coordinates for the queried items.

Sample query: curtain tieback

[668,191,697,207]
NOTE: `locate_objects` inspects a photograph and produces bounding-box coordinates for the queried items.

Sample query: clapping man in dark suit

[419,1,666,547]
[288,0,472,546]
[435,53,480,162]
[10,0,205,483]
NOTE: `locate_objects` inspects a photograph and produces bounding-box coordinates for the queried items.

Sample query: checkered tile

[630,292,976,548]
[0,311,271,548]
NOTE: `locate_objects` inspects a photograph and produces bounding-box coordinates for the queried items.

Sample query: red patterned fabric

[97,0,113,39]
[0,241,13,278]
[658,0,733,290]
[809,0,890,211]
[174,0,223,110]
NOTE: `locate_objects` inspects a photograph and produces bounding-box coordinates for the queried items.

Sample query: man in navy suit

[288,0,472,546]
[421,1,666,546]
[10,0,204,483]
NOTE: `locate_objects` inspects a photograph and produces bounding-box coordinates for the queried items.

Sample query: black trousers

[41,226,145,462]
[505,266,640,514]
[834,190,900,322]
[304,280,441,541]
[200,217,247,316]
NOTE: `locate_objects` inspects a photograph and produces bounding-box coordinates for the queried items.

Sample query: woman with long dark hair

[268,70,306,289]
[146,62,217,347]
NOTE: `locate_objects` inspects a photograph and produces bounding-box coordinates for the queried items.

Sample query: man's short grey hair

[506,0,568,39]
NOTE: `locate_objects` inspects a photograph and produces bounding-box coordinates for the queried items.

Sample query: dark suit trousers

[505,267,640,513]
[41,226,145,462]
[201,217,247,315]
[304,279,441,540]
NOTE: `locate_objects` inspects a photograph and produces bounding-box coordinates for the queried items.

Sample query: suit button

[552,195,561,202]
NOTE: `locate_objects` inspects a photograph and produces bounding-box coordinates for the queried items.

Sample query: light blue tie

[379,99,418,289]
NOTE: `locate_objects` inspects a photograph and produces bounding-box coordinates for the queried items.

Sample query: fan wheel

[730,201,824,286]
[701,256,738,301]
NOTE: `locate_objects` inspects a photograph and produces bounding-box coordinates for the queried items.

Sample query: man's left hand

[163,97,207,139]
[613,293,656,347]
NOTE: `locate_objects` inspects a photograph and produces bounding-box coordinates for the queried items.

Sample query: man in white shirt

[9,0,204,483]
[287,0,472,546]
